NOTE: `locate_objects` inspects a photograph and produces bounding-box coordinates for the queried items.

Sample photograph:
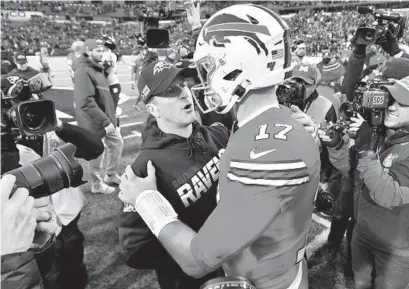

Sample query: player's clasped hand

[1,175,37,256]
[290,105,318,139]
[118,161,158,206]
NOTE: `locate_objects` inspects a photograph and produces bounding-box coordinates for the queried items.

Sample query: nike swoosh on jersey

[249,148,277,160]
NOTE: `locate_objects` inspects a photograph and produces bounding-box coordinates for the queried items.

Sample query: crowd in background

[1,1,409,57]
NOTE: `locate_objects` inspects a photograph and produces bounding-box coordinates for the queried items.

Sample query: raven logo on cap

[153,61,172,75]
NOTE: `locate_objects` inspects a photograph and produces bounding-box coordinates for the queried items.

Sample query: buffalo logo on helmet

[202,13,270,56]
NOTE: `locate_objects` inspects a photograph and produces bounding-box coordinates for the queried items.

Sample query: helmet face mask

[193,4,292,115]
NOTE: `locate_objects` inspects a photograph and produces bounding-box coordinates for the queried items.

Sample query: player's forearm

[158,221,208,278]
[130,190,209,277]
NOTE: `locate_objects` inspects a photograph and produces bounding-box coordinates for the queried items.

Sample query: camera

[339,77,392,128]
[146,28,170,49]
[314,188,335,217]
[276,79,306,107]
[355,6,406,46]
[4,143,84,199]
[1,76,57,137]
[318,121,350,147]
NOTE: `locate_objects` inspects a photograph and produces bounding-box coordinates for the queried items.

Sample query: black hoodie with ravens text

[117,115,228,289]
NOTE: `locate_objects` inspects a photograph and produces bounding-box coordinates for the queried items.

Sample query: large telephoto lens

[5,143,84,198]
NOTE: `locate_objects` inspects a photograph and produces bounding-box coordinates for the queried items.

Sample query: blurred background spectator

[1,1,408,57]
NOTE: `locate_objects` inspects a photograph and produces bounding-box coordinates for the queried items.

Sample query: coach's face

[89,47,104,63]
[148,77,196,127]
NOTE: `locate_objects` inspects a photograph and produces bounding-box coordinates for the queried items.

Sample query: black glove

[351,26,367,55]
[354,121,372,152]
[380,26,401,56]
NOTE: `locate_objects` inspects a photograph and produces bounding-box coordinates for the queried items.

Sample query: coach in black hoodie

[117,61,227,289]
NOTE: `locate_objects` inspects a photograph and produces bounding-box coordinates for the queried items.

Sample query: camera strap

[303,90,319,113]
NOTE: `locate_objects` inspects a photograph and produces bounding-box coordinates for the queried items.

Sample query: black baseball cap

[14,52,27,64]
[138,60,196,103]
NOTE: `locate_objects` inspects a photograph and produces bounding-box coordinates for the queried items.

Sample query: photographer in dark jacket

[1,118,104,289]
[320,74,409,289]
[117,61,227,289]
[320,25,409,287]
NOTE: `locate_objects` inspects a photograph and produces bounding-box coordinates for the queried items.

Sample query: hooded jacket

[329,129,409,255]
[73,55,116,138]
[117,116,228,289]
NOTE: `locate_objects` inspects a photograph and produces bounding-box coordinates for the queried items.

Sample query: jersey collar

[237,104,279,128]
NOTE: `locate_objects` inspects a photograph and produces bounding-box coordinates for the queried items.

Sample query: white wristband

[134,190,178,237]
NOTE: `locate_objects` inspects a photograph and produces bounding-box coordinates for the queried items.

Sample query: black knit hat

[382,58,409,80]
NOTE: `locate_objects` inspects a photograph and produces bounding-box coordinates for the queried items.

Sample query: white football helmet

[192,4,292,114]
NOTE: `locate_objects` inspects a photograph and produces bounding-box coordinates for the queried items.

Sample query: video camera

[1,75,56,138]
[339,76,392,127]
[320,76,394,150]
[355,6,406,46]
[276,79,306,107]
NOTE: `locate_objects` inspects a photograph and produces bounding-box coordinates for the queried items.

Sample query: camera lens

[20,104,46,130]
[276,85,292,101]
[5,143,84,199]
[364,30,375,41]
[339,102,354,120]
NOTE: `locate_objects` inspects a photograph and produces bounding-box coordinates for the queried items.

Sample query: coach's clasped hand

[1,175,37,256]
[104,123,116,135]
[118,161,158,206]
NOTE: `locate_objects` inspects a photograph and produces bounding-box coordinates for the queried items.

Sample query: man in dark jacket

[74,39,124,195]
[320,75,409,289]
[321,25,409,286]
[117,61,228,289]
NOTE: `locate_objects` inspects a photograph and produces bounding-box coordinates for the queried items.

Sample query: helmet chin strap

[216,95,238,115]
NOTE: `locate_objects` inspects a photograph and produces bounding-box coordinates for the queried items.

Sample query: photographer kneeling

[319,75,409,289]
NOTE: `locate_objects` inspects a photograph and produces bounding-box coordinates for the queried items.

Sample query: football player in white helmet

[118,5,320,289]
[191,4,292,115]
